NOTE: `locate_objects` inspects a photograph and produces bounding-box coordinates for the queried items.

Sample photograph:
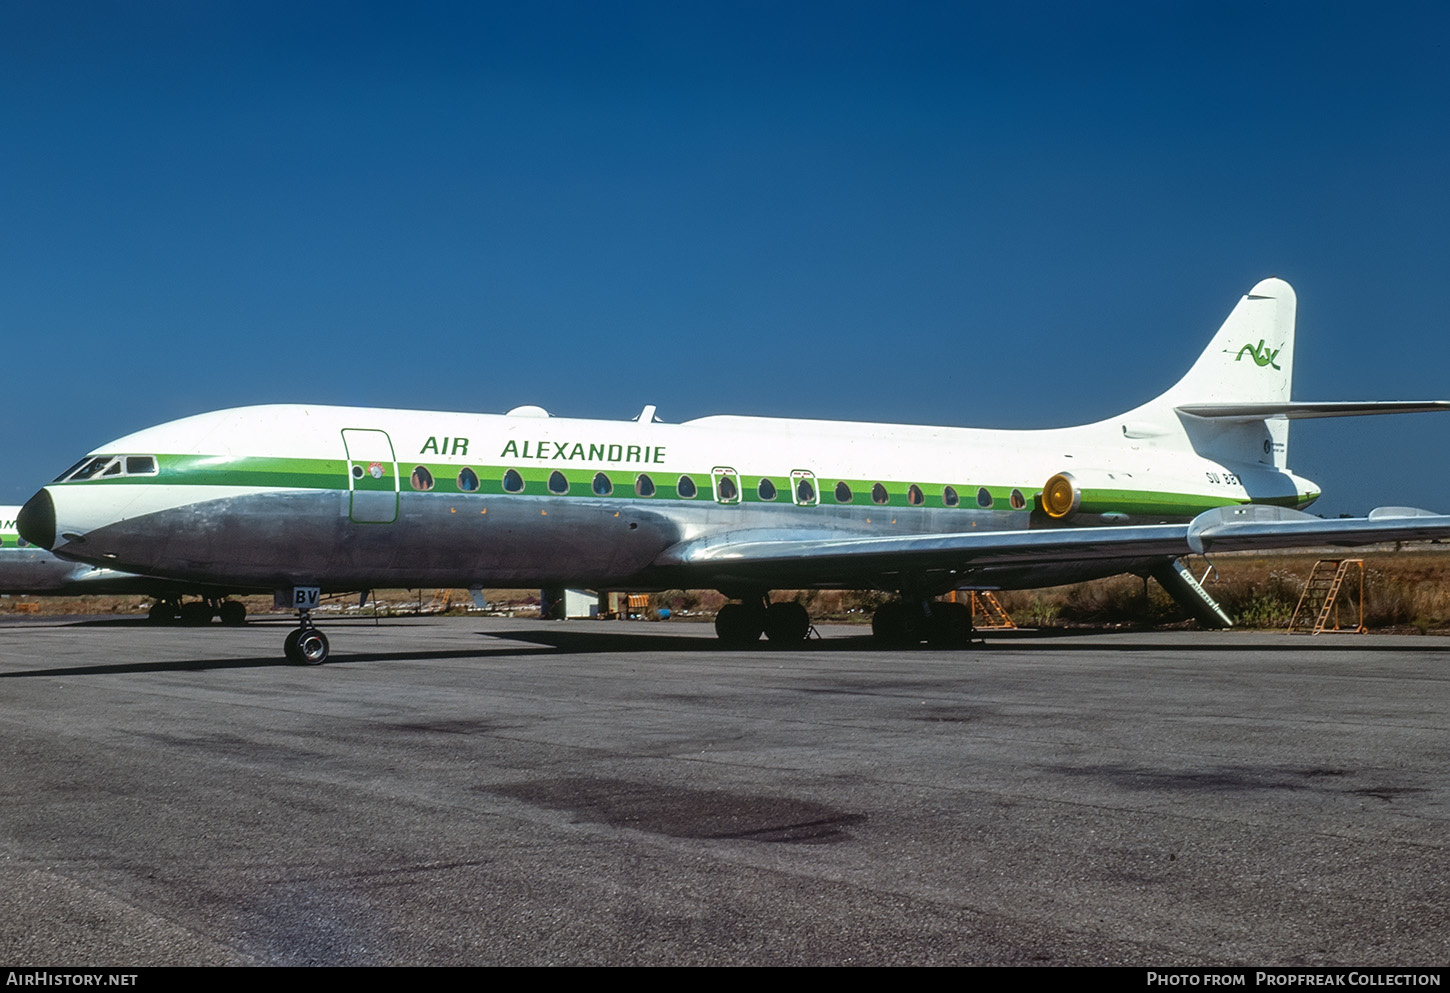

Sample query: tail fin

[1117,278,1297,467]
[1158,277,1296,407]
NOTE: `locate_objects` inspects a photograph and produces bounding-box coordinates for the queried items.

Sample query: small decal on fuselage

[498,440,668,464]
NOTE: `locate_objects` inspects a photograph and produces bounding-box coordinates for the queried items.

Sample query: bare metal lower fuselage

[48,488,1156,597]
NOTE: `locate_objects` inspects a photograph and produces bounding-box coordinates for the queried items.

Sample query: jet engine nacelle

[1041,472,1082,519]
[1040,470,1132,522]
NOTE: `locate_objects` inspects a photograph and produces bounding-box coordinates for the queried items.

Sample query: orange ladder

[1288,559,1365,634]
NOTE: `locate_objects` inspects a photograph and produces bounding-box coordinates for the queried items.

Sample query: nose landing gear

[283,610,330,665]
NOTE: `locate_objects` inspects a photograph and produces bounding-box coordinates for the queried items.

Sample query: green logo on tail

[1235,339,1281,370]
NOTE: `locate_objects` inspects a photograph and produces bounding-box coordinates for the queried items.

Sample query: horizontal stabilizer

[1176,401,1450,421]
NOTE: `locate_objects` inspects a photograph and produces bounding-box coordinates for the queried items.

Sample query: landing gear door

[342,429,399,523]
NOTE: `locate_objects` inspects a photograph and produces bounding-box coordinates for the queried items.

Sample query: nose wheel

[284,610,330,665]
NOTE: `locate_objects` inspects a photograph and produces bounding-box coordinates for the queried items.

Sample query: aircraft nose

[17,489,55,549]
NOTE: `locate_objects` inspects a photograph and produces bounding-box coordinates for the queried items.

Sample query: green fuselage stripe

[49,452,1313,519]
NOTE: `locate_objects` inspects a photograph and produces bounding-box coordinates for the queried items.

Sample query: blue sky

[4,1,1448,514]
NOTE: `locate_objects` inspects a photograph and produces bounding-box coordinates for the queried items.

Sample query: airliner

[0,506,253,623]
[16,278,1450,663]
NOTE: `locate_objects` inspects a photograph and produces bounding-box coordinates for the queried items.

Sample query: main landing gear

[146,597,248,626]
[283,609,329,665]
[714,597,812,646]
[870,598,973,648]
[711,593,975,649]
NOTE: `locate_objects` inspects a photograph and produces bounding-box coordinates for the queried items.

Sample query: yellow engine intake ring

[1041,472,1079,519]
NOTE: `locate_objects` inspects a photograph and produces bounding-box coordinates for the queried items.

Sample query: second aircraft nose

[16,489,55,550]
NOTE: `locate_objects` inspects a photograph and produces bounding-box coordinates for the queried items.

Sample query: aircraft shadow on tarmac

[0,645,562,678]
[485,624,1450,655]
[3,620,1448,679]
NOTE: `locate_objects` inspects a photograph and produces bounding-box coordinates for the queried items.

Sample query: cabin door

[342,428,399,523]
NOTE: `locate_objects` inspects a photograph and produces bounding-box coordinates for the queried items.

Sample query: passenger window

[547,470,569,495]
[757,478,777,501]
[677,475,697,499]
[457,467,480,492]
[977,487,993,508]
[411,466,435,491]
[871,483,889,505]
[1010,488,1026,510]
[834,482,853,503]
[593,472,613,496]
[943,486,960,508]
[907,485,924,506]
[635,474,655,497]
[503,469,524,493]
[796,478,816,504]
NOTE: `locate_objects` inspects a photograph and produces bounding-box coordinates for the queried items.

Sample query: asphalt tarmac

[0,615,1446,966]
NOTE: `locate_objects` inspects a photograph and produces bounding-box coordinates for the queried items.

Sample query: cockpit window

[59,455,159,482]
[54,458,91,482]
[66,457,117,481]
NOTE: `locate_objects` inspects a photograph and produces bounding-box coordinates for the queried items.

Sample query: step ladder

[969,591,1017,629]
[423,589,458,613]
[1288,559,1366,635]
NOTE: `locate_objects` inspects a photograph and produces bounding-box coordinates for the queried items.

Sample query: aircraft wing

[651,505,1450,587]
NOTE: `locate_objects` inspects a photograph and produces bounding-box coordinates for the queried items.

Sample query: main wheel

[872,601,928,646]
[715,602,765,646]
[147,601,179,625]
[927,601,972,648]
[284,628,330,665]
[179,601,214,626]
[871,601,908,646]
[218,601,247,626]
[763,601,811,643]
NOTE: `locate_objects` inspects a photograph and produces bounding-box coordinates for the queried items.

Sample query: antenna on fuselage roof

[636,405,659,423]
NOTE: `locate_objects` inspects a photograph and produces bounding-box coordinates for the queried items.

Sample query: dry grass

[993,550,1450,632]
